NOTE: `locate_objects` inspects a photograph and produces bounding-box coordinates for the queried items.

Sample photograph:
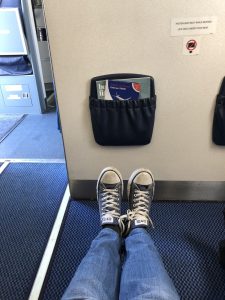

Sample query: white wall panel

[44,0,225,181]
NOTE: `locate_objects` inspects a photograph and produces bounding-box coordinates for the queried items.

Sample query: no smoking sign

[183,36,201,55]
[186,40,197,52]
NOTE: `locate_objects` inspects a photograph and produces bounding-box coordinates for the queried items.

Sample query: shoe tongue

[103,183,118,189]
[135,183,149,192]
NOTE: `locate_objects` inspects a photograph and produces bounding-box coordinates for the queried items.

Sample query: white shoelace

[101,188,120,218]
[101,188,126,234]
[101,187,154,236]
[125,189,154,234]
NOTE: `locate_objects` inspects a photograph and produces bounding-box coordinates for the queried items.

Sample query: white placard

[7,95,21,100]
[183,37,201,56]
[171,16,217,36]
[4,85,23,92]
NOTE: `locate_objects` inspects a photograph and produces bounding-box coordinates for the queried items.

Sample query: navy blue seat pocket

[212,77,225,145]
[89,73,156,146]
[212,95,225,145]
[89,96,156,146]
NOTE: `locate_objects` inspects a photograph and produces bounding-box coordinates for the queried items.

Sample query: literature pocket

[212,95,225,145]
[89,73,156,146]
[212,78,225,145]
[90,97,156,145]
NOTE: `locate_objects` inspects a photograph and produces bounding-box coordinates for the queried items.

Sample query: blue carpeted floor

[0,163,68,300]
[0,112,65,159]
[42,200,225,300]
[0,114,25,142]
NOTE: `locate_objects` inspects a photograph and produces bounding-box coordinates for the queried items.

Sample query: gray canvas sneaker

[97,167,125,233]
[127,168,155,231]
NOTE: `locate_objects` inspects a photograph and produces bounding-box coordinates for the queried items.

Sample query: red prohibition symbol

[186,39,197,53]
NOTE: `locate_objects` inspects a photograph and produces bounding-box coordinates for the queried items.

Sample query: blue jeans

[62,228,180,300]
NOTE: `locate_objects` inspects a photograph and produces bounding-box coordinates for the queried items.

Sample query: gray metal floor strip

[0,160,10,174]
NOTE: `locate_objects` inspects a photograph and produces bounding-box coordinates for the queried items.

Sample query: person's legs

[62,167,125,300]
[62,228,121,300]
[120,228,180,300]
[119,168,179,300]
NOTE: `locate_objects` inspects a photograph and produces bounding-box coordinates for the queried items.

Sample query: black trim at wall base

[69,180,225,201]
